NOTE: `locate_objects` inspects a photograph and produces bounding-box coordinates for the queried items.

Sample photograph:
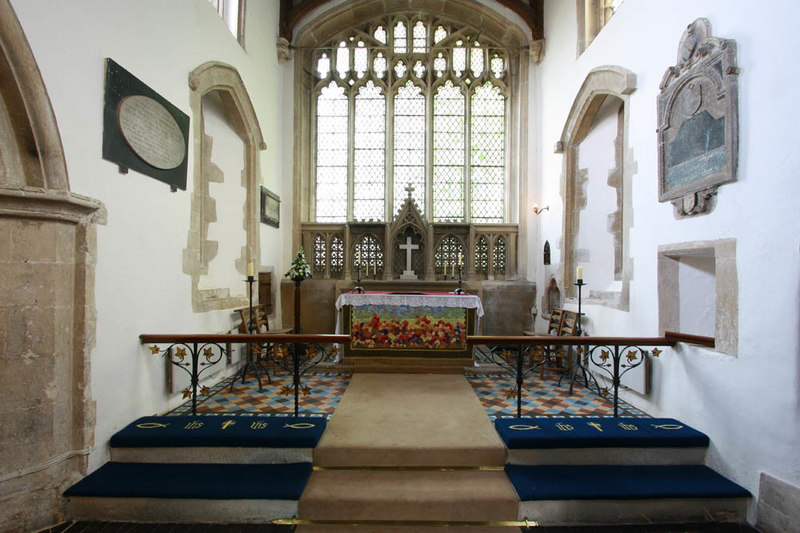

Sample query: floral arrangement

[285,249,312,282]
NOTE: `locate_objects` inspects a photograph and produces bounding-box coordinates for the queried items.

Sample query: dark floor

[44,522,762,533]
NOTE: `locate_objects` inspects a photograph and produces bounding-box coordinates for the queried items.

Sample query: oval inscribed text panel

[118,95,186,170]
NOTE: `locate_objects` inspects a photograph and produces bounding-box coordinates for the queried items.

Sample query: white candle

[577,266,583,280]
[458,252,463,266]
[357,250,361,265]
[247,262,254,277]
[451,262,455,277]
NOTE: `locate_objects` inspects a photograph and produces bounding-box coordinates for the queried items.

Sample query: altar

[335,292,484,358]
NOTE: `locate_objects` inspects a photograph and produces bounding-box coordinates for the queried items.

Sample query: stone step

[108,414,326,464]
[298,469,519,523]
[508,464,750,525]
[64,462,311,523]
[495,417,709,465]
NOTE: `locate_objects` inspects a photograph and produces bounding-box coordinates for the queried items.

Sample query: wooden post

[294,279,302,334]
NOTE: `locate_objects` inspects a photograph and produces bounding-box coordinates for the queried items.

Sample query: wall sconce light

[533,204,550,215]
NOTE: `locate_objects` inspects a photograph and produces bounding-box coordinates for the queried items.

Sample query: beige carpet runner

[297,373,519,531]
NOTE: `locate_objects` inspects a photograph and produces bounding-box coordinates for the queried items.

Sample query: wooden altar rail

[140,334,350,415]
[467,332,714,417]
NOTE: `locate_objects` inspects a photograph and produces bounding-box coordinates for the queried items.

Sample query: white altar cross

[398,235,419,280]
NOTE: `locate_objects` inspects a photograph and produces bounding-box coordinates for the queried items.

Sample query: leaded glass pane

[317,53,330,78]
[470,42,484,77]
[412,60,426,78]
[412,21,427,53]
[433,52,446,77]
[394,60,407,78]
[374,52,387,78]
[354,41,368,77]
[330,235,344,273]
[314,234,326,272]
[433,82,464,222]
[434,25,447,44]
[336,41,350,78]
[353,82,385,222]
[453,41,466,76]
[393,81,425,215]
[393,21,407,53]
[493,236,506,275]
[490,53,505,78]
[470,82,505,223]
[374,25,387,44]
[316,82,348,222]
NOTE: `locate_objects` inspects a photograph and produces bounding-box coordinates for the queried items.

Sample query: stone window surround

[184,61,265,312]
[556,65,636,310]
[657,239,738,356]
[289,0,533,271]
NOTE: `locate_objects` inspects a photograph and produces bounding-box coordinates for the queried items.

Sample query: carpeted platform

[64,462,312,500]
[505,464,751,501]
[494,417,708,449]
[313,373,507,467]
[110,415,327,448]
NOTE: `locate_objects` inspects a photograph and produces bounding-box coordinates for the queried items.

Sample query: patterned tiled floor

[167,370,351,416]
[465,371,649,418]
[167,367,647,418]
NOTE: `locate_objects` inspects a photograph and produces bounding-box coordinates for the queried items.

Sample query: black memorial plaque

[102,58,189,191]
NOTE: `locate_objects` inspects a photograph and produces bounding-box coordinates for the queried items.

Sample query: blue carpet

[495,417,708,449]
[506,464,750,501]
[110,415,326,448]
[64,462,312,500]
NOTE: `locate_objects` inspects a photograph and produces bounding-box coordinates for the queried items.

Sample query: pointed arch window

[311,15,509,224]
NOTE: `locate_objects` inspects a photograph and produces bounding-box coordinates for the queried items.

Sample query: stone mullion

[346,87,355,222]
[386,83,394,223]
[463,83,471,223]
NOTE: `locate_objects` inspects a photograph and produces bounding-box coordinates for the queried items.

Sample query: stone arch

[0,0,104,529]
[184,61,266,312]
[557,66,636,309]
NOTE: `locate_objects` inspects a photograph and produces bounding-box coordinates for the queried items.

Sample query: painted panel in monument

[335,292,482,358]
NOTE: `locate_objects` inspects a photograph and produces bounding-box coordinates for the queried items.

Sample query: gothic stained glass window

[315,81,348,222]
[470,82,505,223]
[353,81,385,221]
[312,14,508,224]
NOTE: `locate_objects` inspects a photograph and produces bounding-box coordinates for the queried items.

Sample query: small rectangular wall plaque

[261,186,280,227]
[102,58,190,191]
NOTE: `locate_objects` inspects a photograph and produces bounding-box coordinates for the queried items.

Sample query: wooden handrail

[664,331,715,347]
[468,335,677,347]
[140,333,351,344]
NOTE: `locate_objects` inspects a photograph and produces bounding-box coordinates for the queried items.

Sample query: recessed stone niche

[657,239,738,356]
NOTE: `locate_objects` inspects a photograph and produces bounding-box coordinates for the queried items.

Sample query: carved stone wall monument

[657,18,739,217]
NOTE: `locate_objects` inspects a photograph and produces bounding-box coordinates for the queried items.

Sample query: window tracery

[312,15,508,224]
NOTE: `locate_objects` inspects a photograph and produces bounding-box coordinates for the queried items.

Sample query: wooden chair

[538,309,580,379]
[231,305,292,391]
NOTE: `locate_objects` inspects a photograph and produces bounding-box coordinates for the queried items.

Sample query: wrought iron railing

[468,332,714,417]
[140,333,350,416]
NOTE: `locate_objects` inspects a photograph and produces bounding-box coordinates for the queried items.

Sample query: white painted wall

[536,0,800,514]
[9,0,287,471]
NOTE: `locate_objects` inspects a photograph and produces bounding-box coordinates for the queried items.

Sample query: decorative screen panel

[470,83,505,223]
[493,235,506,275]
[433,81,465,222]
[434,235,465,277]
[316,82,348,222]
[393,81,425,216]
[353,81,385,221]
[353,234,384,275]
[330,235,344,274]
[314,234,326,273]
[475,235,489,274]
